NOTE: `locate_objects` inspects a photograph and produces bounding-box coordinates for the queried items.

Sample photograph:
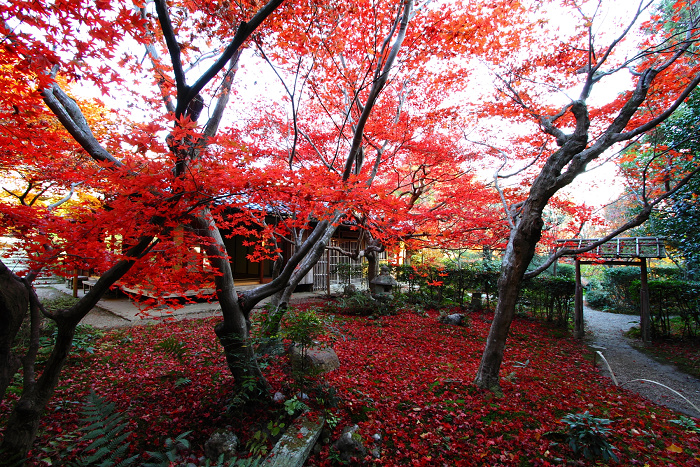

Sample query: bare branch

[342,0,414,181]
[154,0,188,99]
[185,0,285,117]
[42,83,123,168]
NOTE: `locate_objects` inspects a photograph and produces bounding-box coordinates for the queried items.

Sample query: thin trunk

[474,208,543,392]
[0,262,29,405]
[2,320,77,460]
[264,217,340,340]
[194,209,270,397]
[1,237,156,459]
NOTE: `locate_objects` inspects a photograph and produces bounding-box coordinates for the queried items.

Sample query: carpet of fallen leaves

[2,305,699,466]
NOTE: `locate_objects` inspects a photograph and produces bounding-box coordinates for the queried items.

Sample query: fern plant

[154,336,188,360]
[70,390,139,467]
[142,432,191,467]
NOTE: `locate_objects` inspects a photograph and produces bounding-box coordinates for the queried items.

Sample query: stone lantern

[370,266,398,300]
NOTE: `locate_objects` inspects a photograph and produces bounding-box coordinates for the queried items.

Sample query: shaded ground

[585,305,700,418]
[35,284,323,329]
[36,285,132,329]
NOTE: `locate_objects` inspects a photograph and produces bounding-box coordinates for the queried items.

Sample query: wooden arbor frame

[555,237,667,344]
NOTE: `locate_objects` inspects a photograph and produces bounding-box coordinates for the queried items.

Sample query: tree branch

[42,83,123,168]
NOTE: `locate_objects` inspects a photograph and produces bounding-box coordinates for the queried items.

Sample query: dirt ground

[36,286,133,329]
[585,305,700,418]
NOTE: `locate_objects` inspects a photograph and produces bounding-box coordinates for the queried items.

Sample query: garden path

[585,305,700,418]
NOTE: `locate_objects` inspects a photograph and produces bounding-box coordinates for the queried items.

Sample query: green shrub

[629,279,700,338]
[585,289,611,310]
[43,294,81,313]
[332,291,376,315]
[650,266,684,280]
[393,262,499,309]
[561,411,618,462]
[555,263,575,279]
[281,307,325,348]
[602,267,640,312]
[282,307,327,391]
[332,262,365,288]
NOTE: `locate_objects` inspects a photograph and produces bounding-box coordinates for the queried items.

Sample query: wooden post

[326,248,331,296]
[73,269,79,298]
[574,258,584,338]
[640,258,651,344]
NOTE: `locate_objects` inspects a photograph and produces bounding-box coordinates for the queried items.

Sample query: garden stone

[204,430,239,462]
[332,424,368,462]
[265,413,324,467]
[439,313,466,326]
[273,391,286,403]
[470,292,483,311]
[343,284,357,295]
[290,344,340,374]
[370,266,398,299]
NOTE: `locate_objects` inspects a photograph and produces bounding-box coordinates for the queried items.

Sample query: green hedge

[391,263,575,327]
[629,279,700,338]
[393,263,499,309]
[520,276,576,327]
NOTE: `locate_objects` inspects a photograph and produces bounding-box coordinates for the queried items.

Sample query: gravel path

[585,305,700,418]
[36,286,133,329]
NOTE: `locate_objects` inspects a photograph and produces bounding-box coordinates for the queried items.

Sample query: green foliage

[43,294,81,313]
[70,390,139,467]
[332,262,365,288]
[281,307,325,349]
[282,307,328,392]
[246,430,270,457]
[325,412,342,430]
[331,291,376,316]
[284,396,309,416]
[650,265,684,280]
[142,432,191,467]
[584,289,611,310]
[629,279,700,338]
[602,267,641,312]
[554,263,575,280]
[154,336,188,360]
[670,416,700,433]
[561,411,618,462]
[520,276,576,327]
[622,89,700,279]
[29,295,104,355]
[393,262,499,310]
[267,420,286,437]
[218,456,264,467]
[144,432,264,467]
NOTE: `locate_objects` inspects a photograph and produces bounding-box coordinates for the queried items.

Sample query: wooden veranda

[555,237,667,344]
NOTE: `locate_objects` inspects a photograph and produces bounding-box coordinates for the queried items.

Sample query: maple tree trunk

[474,205,544,391]
[1,320,77,460]
[1,237,156,458]
[194,211,270,397]
[264,220,340,339]
[0,262,28,404]
[366,251,378,288]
